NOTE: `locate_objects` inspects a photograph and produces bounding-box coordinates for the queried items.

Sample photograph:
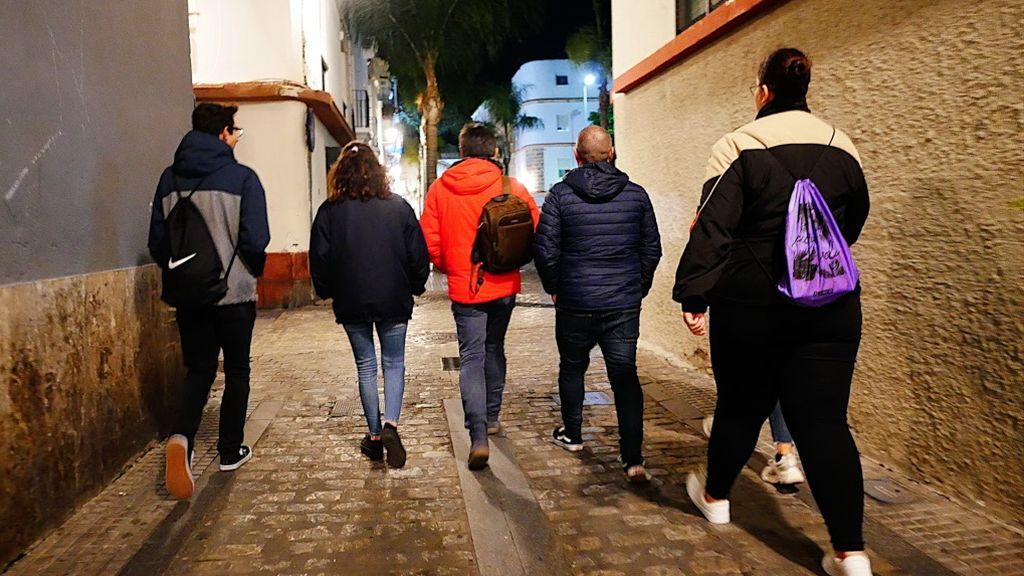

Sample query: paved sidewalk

[5,273,1022,575]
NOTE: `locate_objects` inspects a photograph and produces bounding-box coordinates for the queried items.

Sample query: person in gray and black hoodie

[148,103,270,500]
[673,49,872,576]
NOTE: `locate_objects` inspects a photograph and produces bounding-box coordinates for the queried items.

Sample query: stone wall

[0,266,183,566]
[614,0,1024,524]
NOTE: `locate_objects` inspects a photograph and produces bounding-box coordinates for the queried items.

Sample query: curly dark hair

[327,142,391,202]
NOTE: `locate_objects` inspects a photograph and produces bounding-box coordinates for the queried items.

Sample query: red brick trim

[194,81,356,145]
[612,0,786,95]
[257,252,313,309]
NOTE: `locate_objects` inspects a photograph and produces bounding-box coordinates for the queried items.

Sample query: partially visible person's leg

[167,306,219,498]
[376,321,409,427]
[452,303,489,445]
[704,306,779,500]
[377,321,409,468]
[768,403,793,446]
[216,302,256,461]
[555,310,597,444]
[597,309,644,469]
[173,306,220,453]
[483,296,515,430]
[762,401,805,484]
[781,299,865,555]
[343,322,381,437]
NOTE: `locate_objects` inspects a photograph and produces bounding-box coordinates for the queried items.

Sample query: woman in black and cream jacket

[673,48,873,576]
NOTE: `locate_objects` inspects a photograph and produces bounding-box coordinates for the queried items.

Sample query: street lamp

[583,73,597,121]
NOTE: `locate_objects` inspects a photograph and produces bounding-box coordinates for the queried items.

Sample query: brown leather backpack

[472,176,534,276]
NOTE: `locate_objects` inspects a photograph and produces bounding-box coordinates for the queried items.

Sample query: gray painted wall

[0,0,194,284]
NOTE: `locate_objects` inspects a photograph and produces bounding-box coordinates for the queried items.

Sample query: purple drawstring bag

[778,178,859,307]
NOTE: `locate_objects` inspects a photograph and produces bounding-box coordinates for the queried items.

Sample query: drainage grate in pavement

[410,332,458,345]
[551,391,614,406]
[442,356,461,371]
[864,478,916,505]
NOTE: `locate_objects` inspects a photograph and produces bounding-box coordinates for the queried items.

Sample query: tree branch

[439,0,462,40]
[387,1,425,66]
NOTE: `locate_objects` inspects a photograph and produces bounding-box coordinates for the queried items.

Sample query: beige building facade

[612,0,1024,525]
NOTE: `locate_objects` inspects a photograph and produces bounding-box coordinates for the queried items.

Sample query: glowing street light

[583,73,597,121]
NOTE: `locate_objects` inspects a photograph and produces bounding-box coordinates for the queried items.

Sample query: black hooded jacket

[534,161,662,312]
[309,194,430,324]
[672,106,869,313]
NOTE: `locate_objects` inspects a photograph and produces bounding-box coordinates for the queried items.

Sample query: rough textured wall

[616,0,1024,525]
[0,266,182,566]
[0,0,193,565]
[0,0,193,283]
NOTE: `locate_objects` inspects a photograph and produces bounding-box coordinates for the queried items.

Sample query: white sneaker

[686,471,730,524]
[822,552,873,576]
[761,452,805,484]
[701,415,714,438]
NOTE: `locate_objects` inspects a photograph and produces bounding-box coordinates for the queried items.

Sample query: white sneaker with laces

[761,452,805,484]
[701,415,714,438]
[686,471,730,524]
[822,552,873,576]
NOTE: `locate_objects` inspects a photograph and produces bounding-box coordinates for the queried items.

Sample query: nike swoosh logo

[167,253,197,269]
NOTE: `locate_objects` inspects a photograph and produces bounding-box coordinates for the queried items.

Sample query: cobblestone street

[6,274,1022,576]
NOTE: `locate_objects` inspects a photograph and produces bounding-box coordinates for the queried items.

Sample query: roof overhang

[194,80,356,145]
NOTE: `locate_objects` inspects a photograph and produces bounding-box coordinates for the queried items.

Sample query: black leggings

[705,296,864,552]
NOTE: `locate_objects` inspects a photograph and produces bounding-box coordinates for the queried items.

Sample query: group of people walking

[148,47,873,576]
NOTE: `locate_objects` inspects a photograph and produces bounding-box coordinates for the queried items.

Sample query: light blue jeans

[342,321,408,436]
[769,402,794,445]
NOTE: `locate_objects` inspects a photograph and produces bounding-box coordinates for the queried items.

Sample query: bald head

[575,125,614,165]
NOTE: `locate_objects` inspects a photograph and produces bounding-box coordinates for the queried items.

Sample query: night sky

[478,0,606,85]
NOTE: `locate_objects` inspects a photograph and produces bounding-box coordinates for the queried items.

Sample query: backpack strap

[171,167,239,281]
[742,127,837,285]
[501,176,511,199]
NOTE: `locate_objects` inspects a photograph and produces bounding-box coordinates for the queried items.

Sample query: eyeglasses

[748,84,761,95]
[230,126,245,137]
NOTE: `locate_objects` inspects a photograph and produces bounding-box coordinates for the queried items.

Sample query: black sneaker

[621,458,651,484]
[552,426,583,452]
[220,445,253,471]
[360,434,384,461]
[381,423,407,468]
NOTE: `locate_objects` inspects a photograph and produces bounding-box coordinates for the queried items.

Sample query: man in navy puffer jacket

[534,125,661,482]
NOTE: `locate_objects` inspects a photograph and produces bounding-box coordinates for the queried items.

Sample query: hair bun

[785,58,809,79]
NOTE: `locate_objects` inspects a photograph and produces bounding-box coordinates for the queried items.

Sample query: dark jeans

[173,302,256,457]
[556,308,644,466]
[705,295,864,552]
[452,296,516,443]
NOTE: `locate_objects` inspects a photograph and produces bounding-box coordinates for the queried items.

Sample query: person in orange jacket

[420,123,540,470]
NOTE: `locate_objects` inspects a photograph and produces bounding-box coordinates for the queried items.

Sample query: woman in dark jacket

[310,142,430,468]
[673,49,872,576]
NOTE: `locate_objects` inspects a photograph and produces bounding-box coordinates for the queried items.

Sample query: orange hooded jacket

[420,158,540,304]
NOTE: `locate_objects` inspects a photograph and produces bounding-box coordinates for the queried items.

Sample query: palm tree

[347,0,540,189]
[565,0,611,130]
[482,82,543,173]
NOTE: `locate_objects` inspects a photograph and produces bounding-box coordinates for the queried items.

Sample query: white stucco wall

[188,0,304,84]
[611,0,675,78]
[232,102,310,253]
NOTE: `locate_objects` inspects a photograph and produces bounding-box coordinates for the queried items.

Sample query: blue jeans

[769,402,794,445]
[452,296,516,443]
[342,321,408,436]
[555,308,644,466]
